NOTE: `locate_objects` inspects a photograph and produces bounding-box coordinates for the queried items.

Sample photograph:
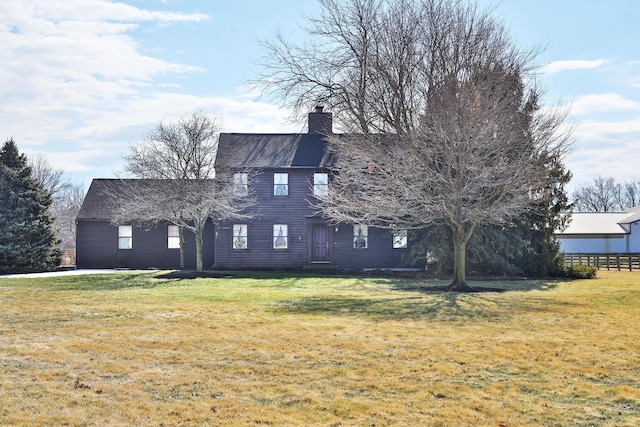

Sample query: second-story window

[274,173,288,196]
[314,173,328,196]
[234,173,248,196]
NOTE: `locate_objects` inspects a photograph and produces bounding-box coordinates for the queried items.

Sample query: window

[234,173,248,196]
[313,173,328,196]
[118,225,132,250]
[168,225,180,249]
[353,225,368,249]
[273,224,288,249]
[393,229,408,249]
[233,224,248,249]
[274,173,288,196]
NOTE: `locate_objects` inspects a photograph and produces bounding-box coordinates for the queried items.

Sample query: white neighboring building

[556,207,640,253]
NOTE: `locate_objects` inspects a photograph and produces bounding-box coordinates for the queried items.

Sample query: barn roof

[557,211,640,236]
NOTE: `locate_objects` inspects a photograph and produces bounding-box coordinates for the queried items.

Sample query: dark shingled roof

[215,132,336,169]
[77,179,123,220]
[77,179,179,221]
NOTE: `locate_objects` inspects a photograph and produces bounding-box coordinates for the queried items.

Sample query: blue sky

[1,0,639,194]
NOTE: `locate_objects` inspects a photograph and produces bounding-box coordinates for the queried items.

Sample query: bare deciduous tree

[116,112,256,271]
[573,176,640,212]
[124,112,220,180]
[258,0,572,288]
[110,178,253,272]
[622,181,640,208]
[51,183,85,250]
[28,153,71,199]
[28,154,84,251]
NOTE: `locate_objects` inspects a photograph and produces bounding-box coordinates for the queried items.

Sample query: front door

[311,224,331,263]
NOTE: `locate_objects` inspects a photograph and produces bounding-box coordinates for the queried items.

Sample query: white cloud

[571,93,640,115]
[1,1,208,25]
[0,0,218,188]
[541,59,608,74]
[566,117,640,191]
[576,119,640,139]
[23,147,113,173]
[0,1,208,143]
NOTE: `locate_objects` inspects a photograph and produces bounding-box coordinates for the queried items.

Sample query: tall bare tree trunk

[178,226,185,269]
[450,224,475,291]
[195,226,203,272]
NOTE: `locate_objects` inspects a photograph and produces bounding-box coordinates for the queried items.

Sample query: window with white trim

[274,173,288,196]
[233,224,248,249]
[234,173,248,196]
[392,229,408,249]
[353,225,368,249]
[168,225,180,249]
[118,225,132,250]
[273,224,288,249]
[313,172,328,196]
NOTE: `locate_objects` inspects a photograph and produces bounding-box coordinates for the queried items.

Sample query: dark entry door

[311,224,331,262]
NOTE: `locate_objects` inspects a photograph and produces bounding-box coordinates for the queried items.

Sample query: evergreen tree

[0,139,61,273]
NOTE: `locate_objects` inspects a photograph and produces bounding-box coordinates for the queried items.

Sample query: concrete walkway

[0,269,116,279]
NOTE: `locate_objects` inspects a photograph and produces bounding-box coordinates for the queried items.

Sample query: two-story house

[75,108,416,270]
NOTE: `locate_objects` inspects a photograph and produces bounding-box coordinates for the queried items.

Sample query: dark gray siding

[332,226,412,269]
[214,168,414,270]
[76,221,214,269]
[215,169,316,269]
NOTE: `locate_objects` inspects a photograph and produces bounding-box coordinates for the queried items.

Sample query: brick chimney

[308,106,333,135]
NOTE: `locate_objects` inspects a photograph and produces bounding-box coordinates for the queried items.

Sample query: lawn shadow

[386,277,560,293]
[153,270,234,280]
[273,277,563,320]
[52,272,169,291]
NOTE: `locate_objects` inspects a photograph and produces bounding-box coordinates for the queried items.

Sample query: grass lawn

[0,270,639,426]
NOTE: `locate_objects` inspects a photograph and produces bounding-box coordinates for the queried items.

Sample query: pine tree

[0,139,61,274]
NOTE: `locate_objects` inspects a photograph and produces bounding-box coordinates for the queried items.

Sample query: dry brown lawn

[0,270,638,426]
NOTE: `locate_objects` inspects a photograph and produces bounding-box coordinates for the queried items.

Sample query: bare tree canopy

[123,112,220,179]
[28,153,70,199]
[27,154,83,251]
[258,0,535,133]
[573,176,640,212]
[258,0,573,288]
[117,112,256,271]
[51,183,85,251]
